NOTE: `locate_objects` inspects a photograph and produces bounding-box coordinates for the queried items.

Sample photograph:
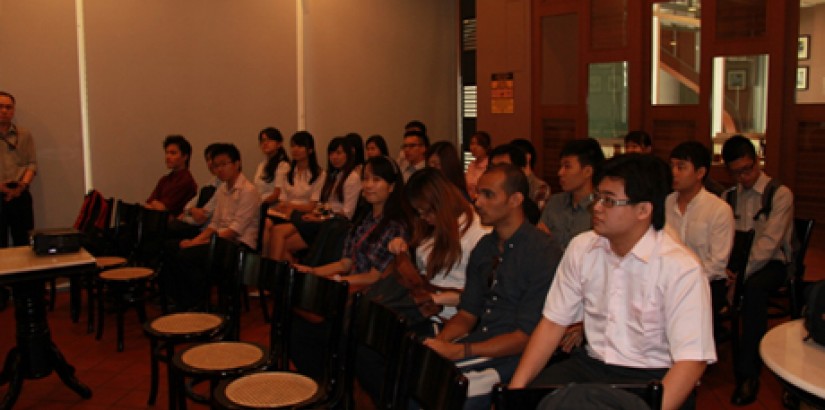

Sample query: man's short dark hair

[485,163,539,222]
[624,131,652,148]
[670,141,711,181]
[403,130,430,148]
[211,143,241,163]
[510,138,537,169]
[721,134,757,164]
[489,144,527,169]
[560,138,606,174]
[204,143,222,159]
[163,135,192,167]
[0,91,15,104]
[595,153,671,230]
[404,120,427,136]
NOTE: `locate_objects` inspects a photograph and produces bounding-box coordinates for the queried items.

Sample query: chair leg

[148,338,159,405]
[86,274,96,334]
[166,344,178,410]
[96,280,105,341]
[242,285,251,313]
[260,288,271,323]
[115,285,125,352]
[48,278,57,312]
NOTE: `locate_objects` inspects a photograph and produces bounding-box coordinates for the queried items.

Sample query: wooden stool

[84,256,128,333]
[96,266,153,351]
[143,312,226,407]
[214,372,319,409]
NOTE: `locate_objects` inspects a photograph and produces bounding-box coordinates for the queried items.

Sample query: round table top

[760,319,825,399]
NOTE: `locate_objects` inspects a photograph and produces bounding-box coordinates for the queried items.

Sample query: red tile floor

[0,279,820,409]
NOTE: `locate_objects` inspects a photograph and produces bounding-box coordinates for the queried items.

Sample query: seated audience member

[465,131,491,201]
[365,134,389,158]
[423,164,562,410]
[488,145,542,224]
[145,135,197,217]
[665,141,734,341]
[166,143,222,240]
[253,127,290,206]
[721,135,794,406]
[261,131,324,256]
[426,141,470,199]
[344,132,365,169]
[538,138,605,249]
[397,120,427,171]
[510,154,716,410]
[623,130,653,154]
[510,138,551,209]
[401,129,429,182]
[268,137,361,261]
[166,143,261,310]
[291,156,409,378]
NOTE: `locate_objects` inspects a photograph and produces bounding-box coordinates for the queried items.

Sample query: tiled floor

[0,283,815,409]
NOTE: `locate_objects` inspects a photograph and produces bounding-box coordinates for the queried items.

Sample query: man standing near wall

[0,91,37,310]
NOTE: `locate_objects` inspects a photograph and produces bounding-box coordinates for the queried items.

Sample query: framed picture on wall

[727,69,747,91]
[797,66,809,90]
[798,35,811,60]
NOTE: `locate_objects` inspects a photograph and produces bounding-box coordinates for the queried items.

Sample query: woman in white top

[390,167,489,321]
[464,130,491,201]
[269,137,361,261]
[262,131,324,257]
[253,127,290,205]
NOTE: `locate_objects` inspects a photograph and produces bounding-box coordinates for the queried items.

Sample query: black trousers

[0,189,34,247]
[736,260,787,381]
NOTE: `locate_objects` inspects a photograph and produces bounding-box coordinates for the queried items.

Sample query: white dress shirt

[727,172,794,276]
[324,171,362,219]
[665,188,735,281]
[543,228,717,368]
[253,160,289,202]
[208,173,261,250]
[277,168,325,205]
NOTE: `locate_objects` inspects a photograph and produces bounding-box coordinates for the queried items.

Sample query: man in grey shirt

[538,138,605,249]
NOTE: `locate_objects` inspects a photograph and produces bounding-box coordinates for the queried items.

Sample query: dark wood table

[0,247,96,409]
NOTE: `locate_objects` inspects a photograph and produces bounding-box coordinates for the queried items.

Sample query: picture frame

[798,35,811,60]
[797,66,809,91]
[726,69,747,91]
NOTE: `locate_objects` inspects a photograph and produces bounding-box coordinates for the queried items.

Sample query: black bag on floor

[804,280,825,346]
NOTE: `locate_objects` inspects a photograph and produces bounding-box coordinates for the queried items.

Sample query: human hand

[301,213,323,222]
[560,323,584,353]
[189,208,208,224]
[422,338,464,360]
[293,264,314,274]
[387,237,408,254]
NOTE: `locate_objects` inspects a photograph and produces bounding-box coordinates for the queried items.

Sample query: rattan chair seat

[99,267,153,281]
[225,372,318,408]
[181,342,264,371]
[149,312,224,334]
[96,256,127,269]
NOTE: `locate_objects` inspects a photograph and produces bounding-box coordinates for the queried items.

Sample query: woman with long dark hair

[426,141,470,199]
[365,134,389,158]
[268,137,361,261]
[253,127,290,205]
[465,130,492,200]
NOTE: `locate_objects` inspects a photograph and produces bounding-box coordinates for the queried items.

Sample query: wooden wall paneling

[540,116,577,193]
[715,0,767,40]
[651,118,698,160]
[589,0,628,50]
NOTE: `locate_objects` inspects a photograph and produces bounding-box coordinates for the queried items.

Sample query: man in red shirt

[145,135,197,217]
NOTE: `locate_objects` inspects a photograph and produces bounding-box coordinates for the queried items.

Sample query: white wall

[0,0,457,230]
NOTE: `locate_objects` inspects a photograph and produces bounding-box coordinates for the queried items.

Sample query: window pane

[652,1,701,105]
[588,62,628,146]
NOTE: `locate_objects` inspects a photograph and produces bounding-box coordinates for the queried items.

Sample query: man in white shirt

[721,135,794,406]
[665,141,734,341]
[510,154,716,410]
[401,130,428,182]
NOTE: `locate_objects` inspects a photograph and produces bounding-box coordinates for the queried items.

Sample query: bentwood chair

[394,333,468,410]
[143,235,240,407]
[492,380,664,410]
[212,270,353,409]
[768,218,815,319]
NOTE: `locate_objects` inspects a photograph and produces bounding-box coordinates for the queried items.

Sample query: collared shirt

[665,188,735,281]
[402,160,426,183]
[323,170,362,219]
[458,221,562,380]
[180,177,222,227]
[253,160,289,202]
[416,212,490,318]
[465,157,488,197]
[539,191,593,249]
[147,168,198,217]
[726,172,794,276]
[343,212,407,275]
[277,167,325,204]
[543,228,717,369]
[208,173,261,250]
[0,124,37,184]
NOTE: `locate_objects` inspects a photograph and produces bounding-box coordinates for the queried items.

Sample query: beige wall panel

[84,0,298,204]
[0,0,85,230]
[303,0,458,156]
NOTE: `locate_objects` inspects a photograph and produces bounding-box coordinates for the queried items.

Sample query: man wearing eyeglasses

[0,91,37,310]
[400,130,428,182]
[511,154,716,410]
[424,163,562,410]
[721,135,794,406]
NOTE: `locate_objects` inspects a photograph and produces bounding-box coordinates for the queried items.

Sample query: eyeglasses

[727,161,756,178]
[589,192,635,208]
[402,143,423,149]
[212,161,234,168]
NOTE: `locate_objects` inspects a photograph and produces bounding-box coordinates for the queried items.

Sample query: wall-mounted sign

[491,72,514,114]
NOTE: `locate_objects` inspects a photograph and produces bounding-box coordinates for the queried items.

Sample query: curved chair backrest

[493,380,664,410]
[397,333,468,410]
[794,218,815,278]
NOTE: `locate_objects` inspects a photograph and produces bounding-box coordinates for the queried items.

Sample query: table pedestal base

[0,279,92,410]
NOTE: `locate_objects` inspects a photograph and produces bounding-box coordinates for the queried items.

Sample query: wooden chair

[212,270,353,409]
[394,333,468,410]
[492,380,664,410]
[768,218,815,319]
[142,235,242,407]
